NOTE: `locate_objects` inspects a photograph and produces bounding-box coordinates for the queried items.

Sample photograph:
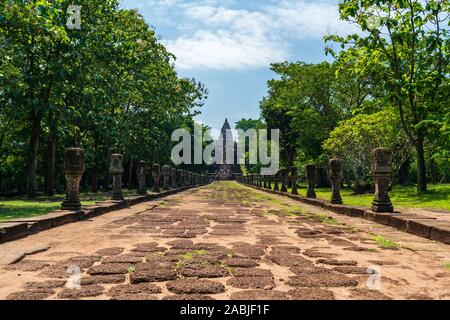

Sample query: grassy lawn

[0,189,141,221]
[283,183,450,212]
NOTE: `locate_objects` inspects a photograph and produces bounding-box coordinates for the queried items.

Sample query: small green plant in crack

[181,250,208,260]
[175,260,184,268]
[443,263,450,271]
[366,248,378,253]
[297,210,340,225]
[127,265,136,273]
[370,235,401,249]
[158,201,168,207]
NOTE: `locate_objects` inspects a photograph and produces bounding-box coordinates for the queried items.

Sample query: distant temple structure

[216,119,241,180]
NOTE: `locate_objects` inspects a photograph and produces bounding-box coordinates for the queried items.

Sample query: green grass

[0,199,99,221]
[443,263,450,271]
[284,183,450,212]
[0,189,141,221]
[370,235,401,249]
[181,250,208,260]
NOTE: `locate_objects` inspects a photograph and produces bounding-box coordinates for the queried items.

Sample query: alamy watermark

[367,265,382,290]
[171,123,279,175]
[66,5,81,30]
[66,264,81,289]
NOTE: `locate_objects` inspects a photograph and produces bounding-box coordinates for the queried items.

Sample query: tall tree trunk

[44,128,57,196]
[285,147,293,187]
[26,114,41,198]
[416,136,427,193]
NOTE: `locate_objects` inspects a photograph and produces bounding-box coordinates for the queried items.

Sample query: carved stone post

[171,168,177,189]
[61,148,85,210]
[328,159,343,204]
[274,172,280,191]
[110,154,124,200]
[290,166,299,195]
[306,164,316,198]
[266,176,272,189]
[371,148,394,212]
[181,171,186,186]
[136,160,147,195]
[152,163,161,193]
[177,169,183,188]
[280,168,288,192]
[162,165,171,190]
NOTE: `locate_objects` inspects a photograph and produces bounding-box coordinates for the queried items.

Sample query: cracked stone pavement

[1,181,449,300]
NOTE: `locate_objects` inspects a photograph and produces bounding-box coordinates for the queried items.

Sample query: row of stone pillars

[237,148,394,213]
[61,148,210,211]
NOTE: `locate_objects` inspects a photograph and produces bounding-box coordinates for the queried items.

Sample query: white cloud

[140,0,354,70]
[165,29,288,70]
[267,1,358,39]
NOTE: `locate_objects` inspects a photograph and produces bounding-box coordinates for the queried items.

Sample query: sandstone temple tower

[216,118,240,180]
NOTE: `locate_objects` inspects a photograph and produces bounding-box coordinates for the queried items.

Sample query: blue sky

[121,0,354,132]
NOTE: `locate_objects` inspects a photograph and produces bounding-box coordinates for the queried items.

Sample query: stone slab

[429,222,450,244]
[0,222,30,243]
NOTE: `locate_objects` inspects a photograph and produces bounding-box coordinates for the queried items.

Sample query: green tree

[323,108,412,185]
[325,0,450,193]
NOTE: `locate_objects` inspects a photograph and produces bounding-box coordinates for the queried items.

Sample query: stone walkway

[0,181,449,300]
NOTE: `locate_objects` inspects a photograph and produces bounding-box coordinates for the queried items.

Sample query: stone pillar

[136,160,147,195]
[162,165,171,190]
[110,154,124,200]
[306,164,316,198]
[280,168,288,192]
[371,148,394,212]
[274,172,280,191]
[177,169,183,188]
[61,148,85,210]
[171,168,177,189]
[152,163,161,193]
[328,159,343,204]
[183,170,187,186]
[290,166,298,195]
